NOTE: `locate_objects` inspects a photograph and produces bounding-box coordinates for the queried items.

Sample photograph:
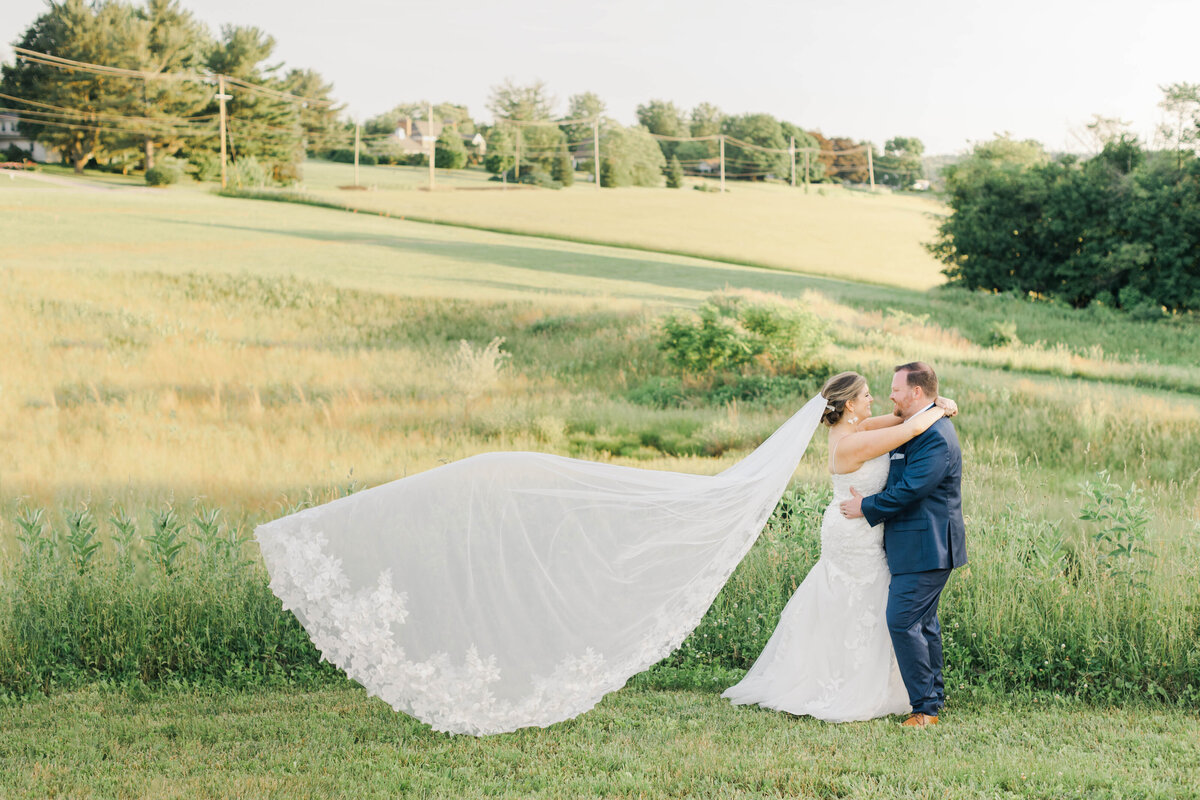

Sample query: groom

[840,362,966,728]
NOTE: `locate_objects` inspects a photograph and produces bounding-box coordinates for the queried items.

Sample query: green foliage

[876,136,925,189]
[184,149,220,182]
[551,142,574,187]
[600,124,665,187]
[229,155,269,188]
[0,501,335,695]
[986,319,1020,348]
[657,290,828,377]
[327,148,376,165]
[665,155,684,188]
[144,157,184,186]
[720,113,789,180]
[1078,472,1155,589]
[930,130,1200,313]
[483,126,515,176]
[434,126,467,169]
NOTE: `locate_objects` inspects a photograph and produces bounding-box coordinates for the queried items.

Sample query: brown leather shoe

[900,713,939,728]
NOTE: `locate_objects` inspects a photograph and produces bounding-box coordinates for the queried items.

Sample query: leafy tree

[637,99,685,159]
[876,136,925,189]
[2,0,147,173]
[929,133,1200,313]
[665,154,683,188]
[689,102,723,158]
[1156,82,1200,169]
[779,122,822,183]
[483,125,515,175]
[690,102,723,137]
[487,78,554,121]
[820,136,869,183]
[720,113,788,180]
[600,124,665,187]
[434,125,467,169]
[551,140,574,187]
[562,91,604,147]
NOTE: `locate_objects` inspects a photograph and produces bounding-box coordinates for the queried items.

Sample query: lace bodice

[821,454,891,580]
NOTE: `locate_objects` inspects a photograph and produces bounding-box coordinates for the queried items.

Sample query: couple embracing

[723,361,967,728]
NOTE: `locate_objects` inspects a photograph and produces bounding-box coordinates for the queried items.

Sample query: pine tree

[552,141,574,187]
[665,155,683,188]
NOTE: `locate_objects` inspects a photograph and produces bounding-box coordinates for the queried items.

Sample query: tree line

[1,0,342,182]
[2,2,926,190]
[930,86,1200,316]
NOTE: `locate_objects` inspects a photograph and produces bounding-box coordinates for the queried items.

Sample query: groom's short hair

[895,362,938,398]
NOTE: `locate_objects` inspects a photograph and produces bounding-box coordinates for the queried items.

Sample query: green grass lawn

[3,178,1200,799]
[2,685,1197,799]
[288,159,950,290]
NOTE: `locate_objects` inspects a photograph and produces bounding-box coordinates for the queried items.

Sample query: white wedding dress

[257,394,830,736]
[721,454,910,721]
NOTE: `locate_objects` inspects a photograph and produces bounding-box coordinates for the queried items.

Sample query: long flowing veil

[255,392,827,735]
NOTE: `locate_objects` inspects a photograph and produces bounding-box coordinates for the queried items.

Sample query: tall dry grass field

[1,176,1199,705]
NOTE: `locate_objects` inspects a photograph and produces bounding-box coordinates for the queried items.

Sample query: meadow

[1,167,1199,797]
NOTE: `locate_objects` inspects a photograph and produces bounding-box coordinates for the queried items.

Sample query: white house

[0,113,57,162]
[393,118,485,156]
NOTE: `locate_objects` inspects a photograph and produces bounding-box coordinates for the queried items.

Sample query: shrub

[144,158,184,186]
[229,156,269,189]
[434,128,468,169]
[658,290,829,378]
[328,149,377,166]
[185,150,221,182]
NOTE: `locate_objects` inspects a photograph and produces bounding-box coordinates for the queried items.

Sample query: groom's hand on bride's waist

[840,487,865,519]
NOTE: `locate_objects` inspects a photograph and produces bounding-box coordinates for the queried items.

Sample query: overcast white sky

[4,0,1197,154]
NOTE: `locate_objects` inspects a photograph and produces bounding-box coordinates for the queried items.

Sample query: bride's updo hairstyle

[820,371,866,427]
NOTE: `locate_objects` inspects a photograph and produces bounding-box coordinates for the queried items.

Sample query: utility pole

[593,116,600,189]
[789,136,796,188]
[216,74,230,189]
[353,122,360,187]
[719,135,725,193]
[866,145,875,191]
[428,101,435,191]
[804,150,810,194]
[515,127,521,180]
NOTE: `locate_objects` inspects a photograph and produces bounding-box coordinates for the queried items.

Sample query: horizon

[3,0,1198,156]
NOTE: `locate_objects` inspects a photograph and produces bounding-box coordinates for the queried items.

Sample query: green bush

[328,149,377,166]
[185,150,221,182]
[144,158,184,186]
[657,290,828,378]
[229,156,270,189]
[930,135,1200,313]
[434,128,467,169]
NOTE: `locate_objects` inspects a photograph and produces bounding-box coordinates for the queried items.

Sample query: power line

[12,46,336,108]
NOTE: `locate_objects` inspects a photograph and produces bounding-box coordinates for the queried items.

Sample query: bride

[721,371,955,722]
[256,370,953,736]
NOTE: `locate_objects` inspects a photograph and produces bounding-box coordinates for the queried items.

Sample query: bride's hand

[935,396,958,417]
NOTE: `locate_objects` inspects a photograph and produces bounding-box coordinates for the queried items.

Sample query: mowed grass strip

[1,685,1196,799]
[290,159,951,291]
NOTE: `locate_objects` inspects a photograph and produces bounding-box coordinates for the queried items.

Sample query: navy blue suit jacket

[860,416,966,575]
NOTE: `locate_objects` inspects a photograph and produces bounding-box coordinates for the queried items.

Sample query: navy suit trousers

[887,568,952,716]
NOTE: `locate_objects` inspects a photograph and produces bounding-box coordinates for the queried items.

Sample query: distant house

[695,157,721,174]
[911,179,931,191]
[0,113,56,162]
[569,144,594,170]
[392,118,485,157]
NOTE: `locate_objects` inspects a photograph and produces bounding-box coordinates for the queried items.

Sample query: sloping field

[294,160,949,290]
